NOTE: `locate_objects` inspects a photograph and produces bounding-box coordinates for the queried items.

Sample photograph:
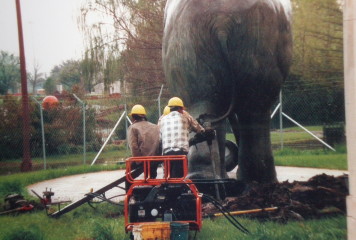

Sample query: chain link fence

[0,82,345,174]
[0,91,169,174]
[271,79,345,151]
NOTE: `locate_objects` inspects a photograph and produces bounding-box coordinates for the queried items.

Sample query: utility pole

[344,0,356,239]
[16,0,32,171]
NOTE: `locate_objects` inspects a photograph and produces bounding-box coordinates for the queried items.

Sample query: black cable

[208,195,249,234]
[193,230,197,240]
[206,196,247,234]
[202,195,249,234]
[86,193,125,206]
[208,198,249,234]
[189,179,237,184]
[204,194,249,234]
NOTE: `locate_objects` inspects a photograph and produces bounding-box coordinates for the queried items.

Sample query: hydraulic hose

[202,194,249,234]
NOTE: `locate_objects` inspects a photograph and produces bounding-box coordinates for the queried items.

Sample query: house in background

[56,84,63,94]
[91,81,121,96]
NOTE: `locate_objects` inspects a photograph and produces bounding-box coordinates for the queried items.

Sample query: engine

[129,183,198,223]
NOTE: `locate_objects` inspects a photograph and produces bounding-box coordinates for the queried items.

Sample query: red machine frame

[124,155,202,232]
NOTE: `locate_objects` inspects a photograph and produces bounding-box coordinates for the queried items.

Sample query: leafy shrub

[0,96,102,160]
[0,96,37,160]
[0,179,23,197]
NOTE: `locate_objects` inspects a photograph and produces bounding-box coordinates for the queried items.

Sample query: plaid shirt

[159,111,204,154]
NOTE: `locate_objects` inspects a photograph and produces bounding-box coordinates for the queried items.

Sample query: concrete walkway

[27,167,348,203]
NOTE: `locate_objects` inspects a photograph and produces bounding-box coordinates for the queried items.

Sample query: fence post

[73,94,86,164]
[32,97,46,169]
[91,111,126,165]
[123,81,130,157]
[157,84,164,118]
[282,113,336,151]
[279,91,284,150]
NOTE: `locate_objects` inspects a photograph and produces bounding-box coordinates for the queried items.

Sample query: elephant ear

[225,140,239,172]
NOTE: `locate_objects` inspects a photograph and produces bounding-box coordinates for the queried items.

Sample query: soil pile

[202,174,349,222]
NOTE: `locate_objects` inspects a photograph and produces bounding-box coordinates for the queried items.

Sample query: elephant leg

[236,110,277,184]
[215,120,228,178]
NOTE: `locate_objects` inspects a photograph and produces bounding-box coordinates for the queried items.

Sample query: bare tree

[79,0,167,96]
[27,61,45,94]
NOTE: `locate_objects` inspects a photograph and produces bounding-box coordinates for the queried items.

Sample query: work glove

[189,128,215,146]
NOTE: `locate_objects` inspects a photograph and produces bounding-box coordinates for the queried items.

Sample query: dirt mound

[203,174,349,222]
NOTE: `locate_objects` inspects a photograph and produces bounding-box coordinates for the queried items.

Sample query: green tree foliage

[0,51,20,94]
[40,105,100,156]
[0,96,37,160]
[58,60,82,89]
[49,60,82,91]
[281,0,344,125]
[290,0,343,85]
[0,95,100,160]
[81,49,98,93]
[103,55,124,93]
[43,76,57,94]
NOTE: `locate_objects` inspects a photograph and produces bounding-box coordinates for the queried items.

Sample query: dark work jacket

[127,120,160,156]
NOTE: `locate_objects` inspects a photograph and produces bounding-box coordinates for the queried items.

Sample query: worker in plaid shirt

[159,97,204,177]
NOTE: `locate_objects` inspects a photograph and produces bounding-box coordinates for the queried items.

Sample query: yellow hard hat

[130,104,146,116]
[168,97,184,107]
[163,106,170,116]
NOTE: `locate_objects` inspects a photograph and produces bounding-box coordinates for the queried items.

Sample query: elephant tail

[209,27,237,124]
[209,97,235,124]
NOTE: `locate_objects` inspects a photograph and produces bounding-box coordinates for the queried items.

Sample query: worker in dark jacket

[126,104,160,190]
[128,104,160,158]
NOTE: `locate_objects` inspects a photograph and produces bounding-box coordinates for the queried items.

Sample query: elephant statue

[162,0,293,187]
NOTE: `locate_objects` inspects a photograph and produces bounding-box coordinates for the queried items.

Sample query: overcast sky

[0,0,86,76]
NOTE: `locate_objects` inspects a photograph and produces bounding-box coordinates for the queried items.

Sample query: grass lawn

[226,128,347,170]
[0,203,346,240]
[274,153,347,170]
[227,130,322,146]
[273,146,347,170]
[226,125,324,145]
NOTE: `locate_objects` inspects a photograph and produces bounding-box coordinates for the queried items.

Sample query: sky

[0,0,86,76]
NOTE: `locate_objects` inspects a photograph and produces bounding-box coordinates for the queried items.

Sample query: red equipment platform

[124,155,202,232]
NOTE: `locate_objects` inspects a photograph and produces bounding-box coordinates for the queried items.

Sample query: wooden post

[344,0,356,239]
[15,0,32,171]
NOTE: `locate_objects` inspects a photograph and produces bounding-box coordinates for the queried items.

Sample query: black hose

[189,179,237,184]
[209,195,250,234]
[86,193,125,206]
[193,230,198,240]
[202,194,249,234]
[204,194,249,234]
